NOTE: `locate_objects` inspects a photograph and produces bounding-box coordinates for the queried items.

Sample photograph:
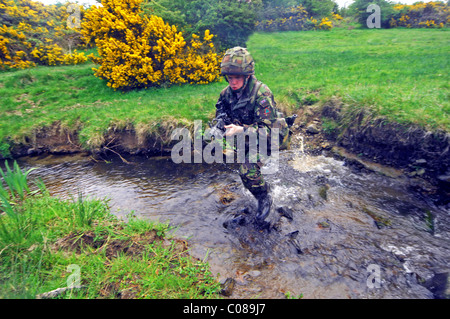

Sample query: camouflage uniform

[215,74,278,198]
[214,47,294,222]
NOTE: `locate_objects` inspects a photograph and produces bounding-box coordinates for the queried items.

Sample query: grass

[248,28,449,130]
[0,161,221,298]
[0,60,224,153]
[0,28,448,156]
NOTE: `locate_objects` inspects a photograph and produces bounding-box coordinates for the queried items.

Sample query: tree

[261,0,298,7]
[299,0,337,18]
[349,0,395,28]
[142,0,261,51]
[140,0,186,29]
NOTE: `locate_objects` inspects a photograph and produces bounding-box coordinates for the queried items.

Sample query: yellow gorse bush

[30,44,87,66]
[255,5,337,32]
[331,12,343,21]
[82,0,220,90]
[0,24,35,69]
[0,0,88,69]
[390,1,448,28]
[318,17,333,30]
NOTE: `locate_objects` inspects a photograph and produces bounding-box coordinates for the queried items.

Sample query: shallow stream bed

[16,146,449,299]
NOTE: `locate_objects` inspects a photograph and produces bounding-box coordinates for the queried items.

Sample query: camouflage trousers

[238,158,268,198]
[224,136,269,198]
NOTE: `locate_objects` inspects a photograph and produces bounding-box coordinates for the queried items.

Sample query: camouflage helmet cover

[220,46,255,76]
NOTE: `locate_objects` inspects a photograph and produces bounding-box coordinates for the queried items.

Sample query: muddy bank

[6,121,177,159]
[291,99,450,205]
[9,122,84,157]
[4,104,450,204]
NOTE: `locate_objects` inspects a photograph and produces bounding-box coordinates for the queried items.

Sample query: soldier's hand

[224,124,244,136]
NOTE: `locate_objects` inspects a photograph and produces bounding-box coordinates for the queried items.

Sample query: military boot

[255,184,272,222]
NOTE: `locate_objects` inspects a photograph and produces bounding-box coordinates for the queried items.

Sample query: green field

[0,28,448,156]
[250,28,449,129]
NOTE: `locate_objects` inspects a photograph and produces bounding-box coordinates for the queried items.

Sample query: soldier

[213,46,281,223]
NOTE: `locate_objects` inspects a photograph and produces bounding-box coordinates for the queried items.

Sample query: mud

[10,122,83,157]
[53,229,162,258]
[7,121,177,159]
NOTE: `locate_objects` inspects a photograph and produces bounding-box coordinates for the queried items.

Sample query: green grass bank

[0,28,448,159]
[0,161,221,298]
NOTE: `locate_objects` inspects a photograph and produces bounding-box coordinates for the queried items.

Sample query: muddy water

[16,147,449,299]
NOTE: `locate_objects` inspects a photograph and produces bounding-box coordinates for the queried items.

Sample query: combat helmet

[220,46,255,76]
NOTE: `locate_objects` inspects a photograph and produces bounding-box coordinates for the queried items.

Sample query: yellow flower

[81,0,220,89]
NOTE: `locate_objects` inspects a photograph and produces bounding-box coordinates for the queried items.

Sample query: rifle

[208,113,296,141]
[208,113,232,140]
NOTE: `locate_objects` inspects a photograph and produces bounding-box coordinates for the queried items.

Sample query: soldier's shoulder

[256,82,273,98]
[220,86,230,96]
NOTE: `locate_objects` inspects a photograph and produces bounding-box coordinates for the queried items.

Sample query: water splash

[294,134,304,155]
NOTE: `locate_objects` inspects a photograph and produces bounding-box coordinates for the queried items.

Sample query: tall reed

[0,160,38,245]
[0,160,36,201]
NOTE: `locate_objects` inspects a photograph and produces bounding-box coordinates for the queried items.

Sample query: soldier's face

[227,75,247,91]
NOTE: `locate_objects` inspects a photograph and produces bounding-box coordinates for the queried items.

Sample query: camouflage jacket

[214,75,278,137]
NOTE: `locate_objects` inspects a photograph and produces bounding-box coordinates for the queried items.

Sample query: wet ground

[15,145,450,299]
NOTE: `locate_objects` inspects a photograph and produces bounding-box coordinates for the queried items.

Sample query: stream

[15,143,450,299]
